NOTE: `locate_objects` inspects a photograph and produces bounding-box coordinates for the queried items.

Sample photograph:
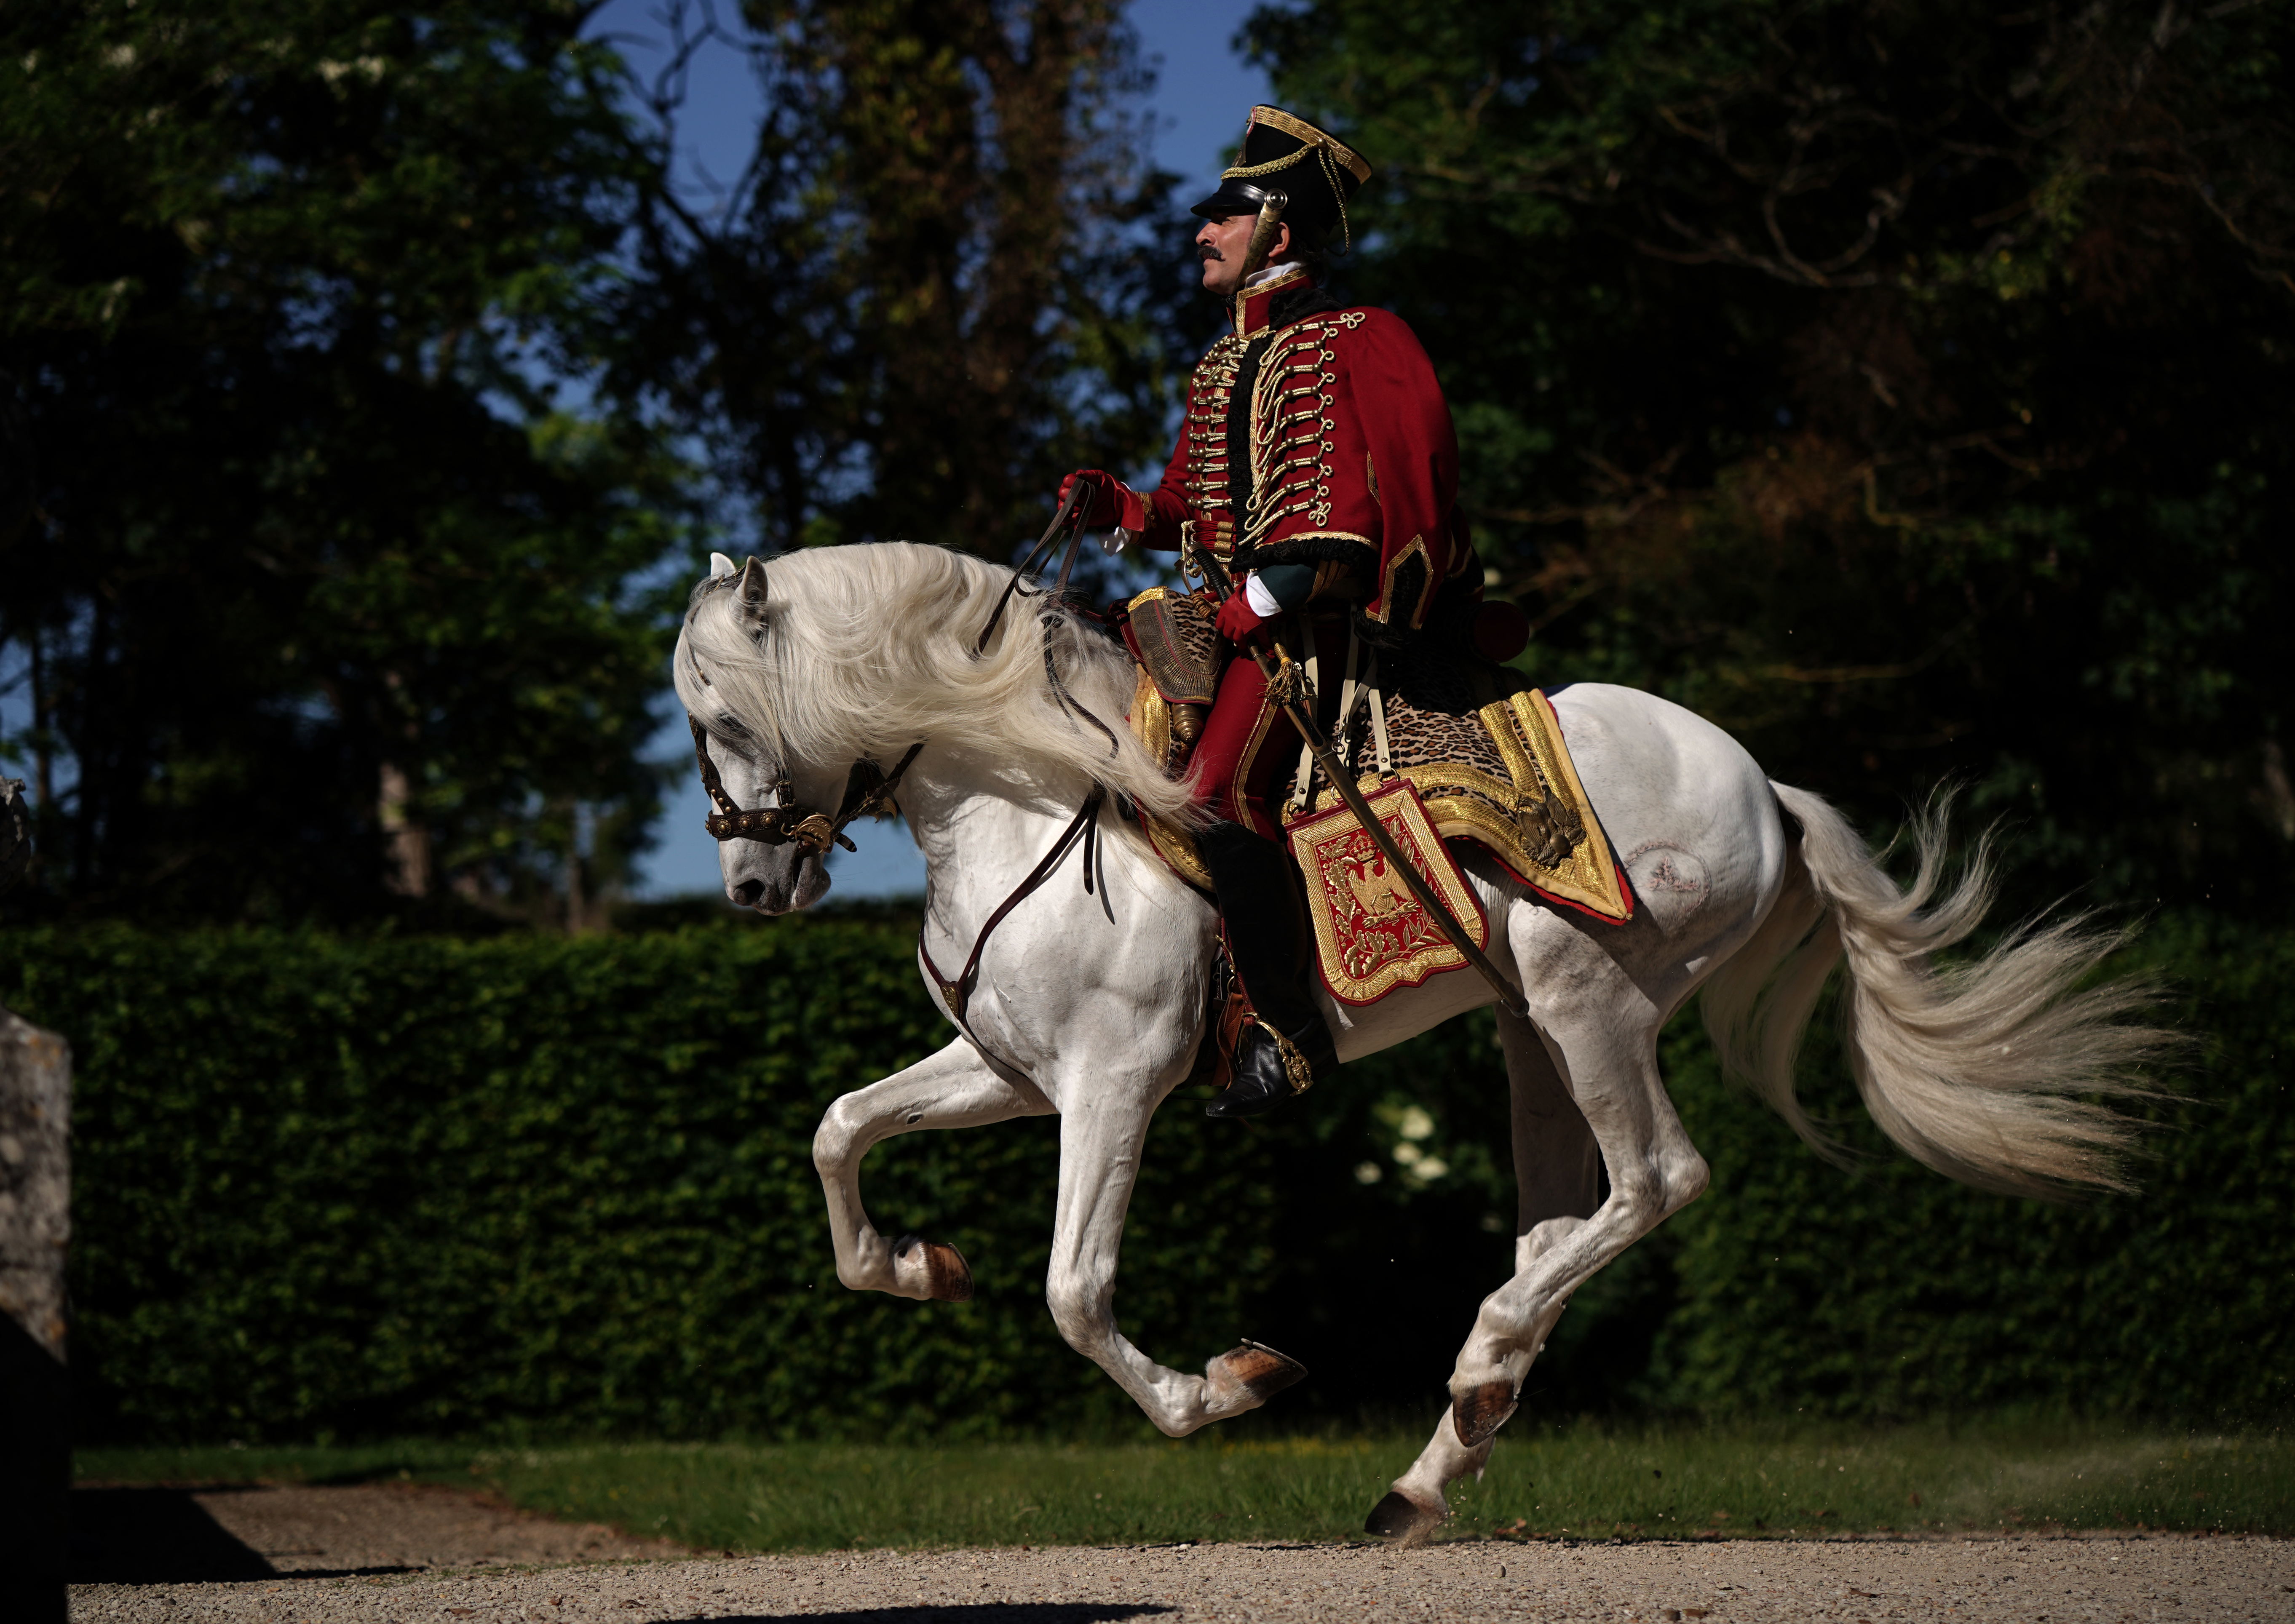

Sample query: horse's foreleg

[813,1037,1052,1302]
[1042,1091,1306,1437]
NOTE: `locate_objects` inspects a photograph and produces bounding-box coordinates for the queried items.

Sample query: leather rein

[918,784,1104,1036]
[972,479,1088,656]
[916,483,1117,1042]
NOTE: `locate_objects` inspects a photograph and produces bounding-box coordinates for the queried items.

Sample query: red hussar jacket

[1105,264,1476,632]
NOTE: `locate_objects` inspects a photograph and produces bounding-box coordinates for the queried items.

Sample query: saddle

[1120,586,1631,1009]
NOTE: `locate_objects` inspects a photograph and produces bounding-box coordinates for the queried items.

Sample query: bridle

[686,484,1104,855]
[687,716,923,856]
[683,552,927,857]
[689,533,1113,1062]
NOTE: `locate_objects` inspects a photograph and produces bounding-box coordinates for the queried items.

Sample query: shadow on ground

[70,1486,425,1583]
[70,1487,278,1583]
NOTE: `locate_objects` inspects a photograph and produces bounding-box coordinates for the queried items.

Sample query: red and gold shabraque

[1284,780,1488,1005]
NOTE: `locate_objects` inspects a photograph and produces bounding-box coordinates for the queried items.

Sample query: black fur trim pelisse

[1234,535,1377,572]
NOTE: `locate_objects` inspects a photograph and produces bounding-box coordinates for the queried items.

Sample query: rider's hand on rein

[1058,469,1125,528]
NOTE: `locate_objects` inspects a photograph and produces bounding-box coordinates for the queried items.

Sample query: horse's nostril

[733,879,765,908]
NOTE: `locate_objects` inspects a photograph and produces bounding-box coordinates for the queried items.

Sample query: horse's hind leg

[1364,1007,1606,1540]
[1476,1008,1609,1434]
[1369,998,1707,1540]
[813,1037,1053,1302]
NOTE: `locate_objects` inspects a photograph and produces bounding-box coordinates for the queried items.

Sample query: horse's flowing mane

[673,542,1194,822]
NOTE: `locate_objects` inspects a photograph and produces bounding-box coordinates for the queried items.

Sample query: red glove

[1216,591,1266,643]
[1057,468,1126,528]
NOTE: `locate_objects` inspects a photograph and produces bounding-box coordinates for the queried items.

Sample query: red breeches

[1190,651,1297,836]
[1189,610,1351,837]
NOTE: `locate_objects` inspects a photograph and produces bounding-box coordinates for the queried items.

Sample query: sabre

[1188,542,1530,1018]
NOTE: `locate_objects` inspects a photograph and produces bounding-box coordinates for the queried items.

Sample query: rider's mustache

[1198,244,1224,262]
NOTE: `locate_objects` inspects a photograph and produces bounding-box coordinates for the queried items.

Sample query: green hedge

[0,911,2285,1442]
[3,918,1278,1442]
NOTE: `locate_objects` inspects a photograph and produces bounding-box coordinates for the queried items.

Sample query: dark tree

[0,3,697,924]
[1249,0,2295,918]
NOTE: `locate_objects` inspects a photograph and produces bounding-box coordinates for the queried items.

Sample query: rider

[1061,106,1481,1119]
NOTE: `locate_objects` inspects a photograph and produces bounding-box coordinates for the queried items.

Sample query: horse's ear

[709,551,737,580]
[736,555,769,620]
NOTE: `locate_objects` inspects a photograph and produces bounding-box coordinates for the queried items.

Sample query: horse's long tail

[1699,784,2177,1197]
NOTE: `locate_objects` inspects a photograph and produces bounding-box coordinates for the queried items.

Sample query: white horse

[673,541,2165,1539]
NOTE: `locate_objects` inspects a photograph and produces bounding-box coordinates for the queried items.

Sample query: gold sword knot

[1263,644,1315,710]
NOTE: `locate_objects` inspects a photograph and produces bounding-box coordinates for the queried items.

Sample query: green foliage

[76,1424,2295,1546]
[0,3,699,922]
[4,911,2286,1443]
[1248,0,2295,919]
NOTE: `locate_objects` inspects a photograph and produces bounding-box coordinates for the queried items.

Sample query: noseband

[688,717,924,855]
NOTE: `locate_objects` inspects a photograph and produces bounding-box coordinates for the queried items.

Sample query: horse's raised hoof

[1364,1489,1445,1544]
[1451,1378,1519,1448]
[1206,1339,1308,1406]
[892,1234,973,1302]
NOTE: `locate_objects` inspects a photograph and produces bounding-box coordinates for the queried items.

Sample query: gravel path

[70,1527,2295,1622]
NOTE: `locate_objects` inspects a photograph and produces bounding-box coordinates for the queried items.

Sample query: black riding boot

[1196,820,1337,1119]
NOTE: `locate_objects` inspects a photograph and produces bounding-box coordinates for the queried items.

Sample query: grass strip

[77,1421,2294,1552]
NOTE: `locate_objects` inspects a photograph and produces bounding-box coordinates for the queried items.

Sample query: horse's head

[673,552,839,914]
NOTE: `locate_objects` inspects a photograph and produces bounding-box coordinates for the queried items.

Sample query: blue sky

[611,0,1274,902]
[587,0,1273,231]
